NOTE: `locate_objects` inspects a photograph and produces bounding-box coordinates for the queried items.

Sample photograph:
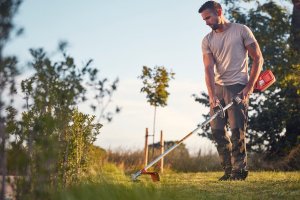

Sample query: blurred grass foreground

[3,145,300,200]
[54,147,300,200]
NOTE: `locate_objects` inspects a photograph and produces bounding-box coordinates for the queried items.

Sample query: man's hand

[240,85,253,101]
[209,95,220,108]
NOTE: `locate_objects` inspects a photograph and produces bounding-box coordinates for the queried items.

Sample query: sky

[5,0,224,155]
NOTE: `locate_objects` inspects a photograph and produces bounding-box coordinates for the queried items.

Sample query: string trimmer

[131,95,243,182]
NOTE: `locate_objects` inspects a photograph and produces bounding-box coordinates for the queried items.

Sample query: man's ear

[217,8,222,16]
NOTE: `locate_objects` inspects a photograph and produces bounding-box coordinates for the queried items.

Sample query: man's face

[201,9,220,30]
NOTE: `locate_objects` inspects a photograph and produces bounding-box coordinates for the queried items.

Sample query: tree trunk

[26,129,33,184]
[25,97,33,189]
[152,106,157,157]
[292,0,300,51]
[0,121,6,200]
[62,129,69,187]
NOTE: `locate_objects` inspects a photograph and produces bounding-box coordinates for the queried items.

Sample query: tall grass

[106,143,300,173]
[107,148,144,173]
[106,146,221,173]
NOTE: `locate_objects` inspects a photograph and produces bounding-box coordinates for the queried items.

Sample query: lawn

[53,171,300,200]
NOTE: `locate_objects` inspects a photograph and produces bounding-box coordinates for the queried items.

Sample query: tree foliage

[0,0,22,199]
[194,0,300,158]
[139,66,175,107]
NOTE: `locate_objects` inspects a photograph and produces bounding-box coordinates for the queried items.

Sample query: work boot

[230,169,248,181]
[218,167,232,181]
[218,173,232,181]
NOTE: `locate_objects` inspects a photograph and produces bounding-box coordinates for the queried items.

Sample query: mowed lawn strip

[54,171,300,200]
[157,172,300,199]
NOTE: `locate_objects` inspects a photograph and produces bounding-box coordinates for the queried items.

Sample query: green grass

[53,171,300,200]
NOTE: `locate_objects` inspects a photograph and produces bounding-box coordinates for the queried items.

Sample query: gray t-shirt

[202,23,257,85]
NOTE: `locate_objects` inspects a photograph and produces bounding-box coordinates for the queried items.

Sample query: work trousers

[210,84,248,173]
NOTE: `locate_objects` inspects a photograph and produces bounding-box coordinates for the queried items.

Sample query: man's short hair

[198,1,222,13]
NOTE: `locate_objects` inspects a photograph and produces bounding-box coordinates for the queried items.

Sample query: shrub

[284,144,300,170]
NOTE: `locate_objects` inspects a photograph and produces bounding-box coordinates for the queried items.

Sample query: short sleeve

[202,36,212,54]
[242,25,257,46]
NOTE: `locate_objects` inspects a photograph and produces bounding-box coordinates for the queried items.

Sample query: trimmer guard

[131,169,160,182]
[141,170,160,182]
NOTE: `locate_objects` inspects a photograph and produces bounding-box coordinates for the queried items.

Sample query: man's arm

[242,41,264,99]
[203,53,219,107]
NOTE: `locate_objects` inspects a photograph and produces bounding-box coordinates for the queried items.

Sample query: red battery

[254,69,276,92]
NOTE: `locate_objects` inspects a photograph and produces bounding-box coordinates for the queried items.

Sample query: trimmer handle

[213,103,225,118]
[233,96,242,104]
[213,96,242,118]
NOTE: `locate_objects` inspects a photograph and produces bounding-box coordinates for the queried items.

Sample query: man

[199,1,263,181]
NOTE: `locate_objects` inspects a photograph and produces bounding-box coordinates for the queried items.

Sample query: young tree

[139,66,175,156]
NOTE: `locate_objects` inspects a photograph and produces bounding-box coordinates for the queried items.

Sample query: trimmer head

[142,170,160,182]
[131,169,160,182]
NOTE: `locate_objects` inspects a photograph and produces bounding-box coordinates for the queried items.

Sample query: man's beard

[211,23,219,30]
